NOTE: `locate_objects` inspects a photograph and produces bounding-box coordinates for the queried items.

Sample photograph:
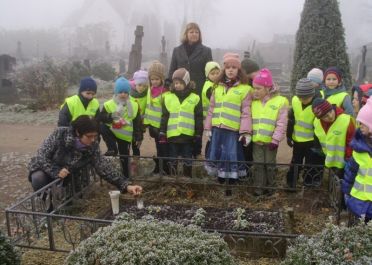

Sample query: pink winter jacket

[253,93,288,145]
[204,83,253,134]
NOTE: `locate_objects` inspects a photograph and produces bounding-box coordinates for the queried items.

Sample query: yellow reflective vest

[201,80,214,119]
[292,96,315,142]
[164,92,200,138]
[103,99,139,142]
[252,95,289,143]
[314,113,350,169]
[326,92,348,108]
[62,95,100,122]
[144,90,169,128]
[131,94,147,116]
[350,151,372,201]
[211,83,252,130]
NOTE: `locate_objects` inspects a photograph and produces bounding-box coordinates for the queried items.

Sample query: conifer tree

[291,0,352,91]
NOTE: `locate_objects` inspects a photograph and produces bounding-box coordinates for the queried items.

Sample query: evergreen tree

[291,0,352,91]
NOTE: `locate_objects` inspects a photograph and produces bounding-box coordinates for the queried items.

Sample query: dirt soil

[107,201,285,233]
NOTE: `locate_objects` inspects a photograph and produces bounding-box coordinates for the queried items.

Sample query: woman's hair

[71,115,99,136]
[214,68,249,85]
[181,22,202,44]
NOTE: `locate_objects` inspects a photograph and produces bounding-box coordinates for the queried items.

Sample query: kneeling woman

[28,115,142,195]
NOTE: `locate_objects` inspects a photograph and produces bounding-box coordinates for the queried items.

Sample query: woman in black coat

[168,22,212,157]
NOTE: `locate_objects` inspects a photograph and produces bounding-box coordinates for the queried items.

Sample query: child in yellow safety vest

[58,77,100,127]
[130,70,149,156]
[99,77,143,177]
[251,68,289,196]
[286,78,323,188]
[312,98,355,180]
[159,68,203,178]
[204,53,253,190]
[323,67,354,116]
[143,61,170,175]
[201,61,221,156]
[342,97,372,221]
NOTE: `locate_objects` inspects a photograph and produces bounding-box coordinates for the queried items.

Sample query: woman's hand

[58,168,70,179]
[126,185,143,196]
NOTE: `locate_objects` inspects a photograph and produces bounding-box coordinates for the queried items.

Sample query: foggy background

[1,0,371,62]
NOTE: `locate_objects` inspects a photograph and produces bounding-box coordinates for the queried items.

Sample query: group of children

[57,53,372,220]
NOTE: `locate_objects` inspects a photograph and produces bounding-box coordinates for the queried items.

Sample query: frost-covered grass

[0,81,114,125]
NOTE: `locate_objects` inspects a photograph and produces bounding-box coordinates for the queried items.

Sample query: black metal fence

[5,156,343,258]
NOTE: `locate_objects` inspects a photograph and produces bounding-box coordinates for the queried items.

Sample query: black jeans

[100,124,130,177]
[169,142,193,177]
[149,126,170,174]
[286,141,314,187]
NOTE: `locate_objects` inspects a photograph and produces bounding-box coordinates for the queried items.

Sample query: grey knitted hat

[295,78,315,97]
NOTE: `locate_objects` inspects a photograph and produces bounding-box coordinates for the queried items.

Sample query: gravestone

[119,59,126,75]
[0,54,17,103]
[127,25,144,77]
[160,36,168,74]
[16,41,25,64]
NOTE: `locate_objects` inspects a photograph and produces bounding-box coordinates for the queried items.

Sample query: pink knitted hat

[223,53,241,69]
[357,97,372,131]
[253,68,273,87]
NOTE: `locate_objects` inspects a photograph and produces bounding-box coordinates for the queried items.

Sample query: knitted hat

[307,68,324,85]
[241,58,259,75]
[114,77,131,94]
[205,61,221,77]
[253,68,273,87]
[133,70,149,85]
[223,53,241,69]
[357,97,372,132]
[172,68,190,86]
[148,61,165,80]
[312,98,333,118]
[79,77,97,93]
[295,78,315,97]
[324,66,343,82]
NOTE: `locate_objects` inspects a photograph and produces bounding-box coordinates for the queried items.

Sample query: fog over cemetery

[1,0,372,265]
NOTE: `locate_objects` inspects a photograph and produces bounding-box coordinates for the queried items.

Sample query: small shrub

[65,214,236,265]
[0,231,21,265]
[91,62,116,81]
[282,222,372,265]
[13,58,68,110]
[63,61,91,85]
[233,208,250,230]
[191,208,206,226]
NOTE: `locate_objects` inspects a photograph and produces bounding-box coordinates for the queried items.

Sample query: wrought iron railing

[5,156,343,258]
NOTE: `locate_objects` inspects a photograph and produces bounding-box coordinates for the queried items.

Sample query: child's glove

[287,137,294,148]
[205,130,212,141]
[267,142,279,151]
[158,133,167,144]
[239,133,251,147]
[112,118,126,129]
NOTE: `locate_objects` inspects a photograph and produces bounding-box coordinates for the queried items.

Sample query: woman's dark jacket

[28,127,129,191]
[168,43,212,95]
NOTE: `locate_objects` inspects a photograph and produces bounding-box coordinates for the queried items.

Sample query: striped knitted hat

[312,98,333,118]
[296,78,315,97]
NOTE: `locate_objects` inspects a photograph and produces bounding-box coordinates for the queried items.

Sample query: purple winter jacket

[342,129,372,219]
